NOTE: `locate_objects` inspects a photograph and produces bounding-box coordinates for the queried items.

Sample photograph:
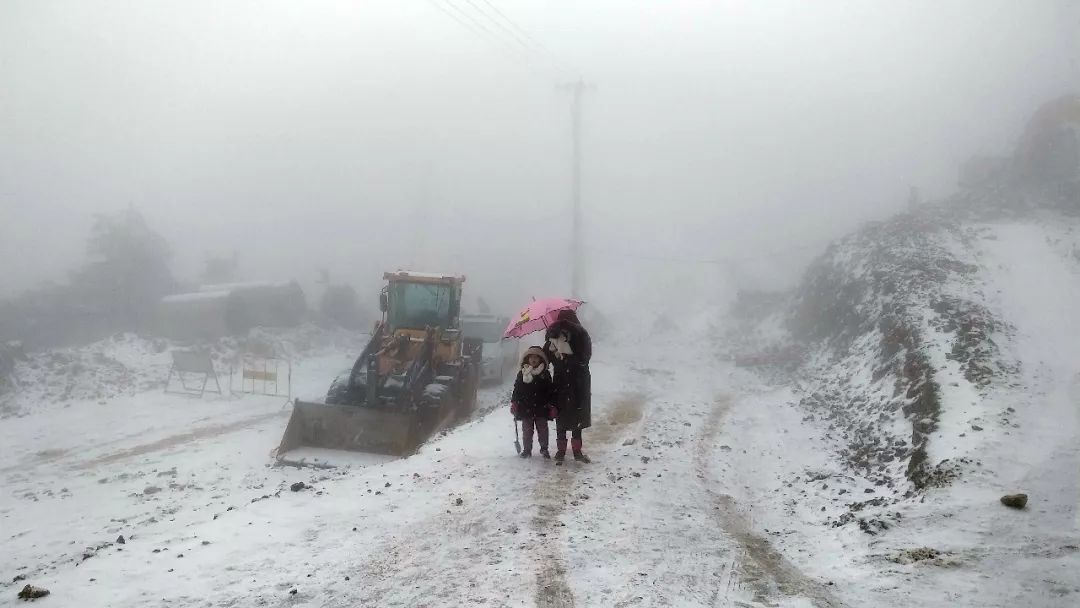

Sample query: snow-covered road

[1,343,837,608]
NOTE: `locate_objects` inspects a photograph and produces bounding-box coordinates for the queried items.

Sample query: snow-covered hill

[726,189,1080,605]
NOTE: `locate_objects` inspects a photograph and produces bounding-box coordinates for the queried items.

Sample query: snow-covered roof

[383,270,465,283]
[161,290,232,304]
[197,282,293,293]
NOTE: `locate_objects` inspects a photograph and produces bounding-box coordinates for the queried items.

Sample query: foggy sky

[2,1,1077,313]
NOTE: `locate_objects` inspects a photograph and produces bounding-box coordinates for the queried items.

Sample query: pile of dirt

[888,547,958,566]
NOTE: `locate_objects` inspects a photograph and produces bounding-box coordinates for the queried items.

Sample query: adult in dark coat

[543,309,592,463]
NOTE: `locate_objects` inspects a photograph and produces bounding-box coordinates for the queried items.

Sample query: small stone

[143,485,161,495]
[18,584,50,599]
[971,424,983,431]
[345,576,350,581]
[622,438,636,446]
[384,482,391,488]
[201,541,211,546]
[864,488,875,494]
[289,589,298,595]
[455,497,464,506]
[290,482,307,492]
[116,535,126,545]
[1000,493,1028,509]
[12,574,26,583]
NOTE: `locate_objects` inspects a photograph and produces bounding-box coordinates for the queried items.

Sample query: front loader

[276,271,480,460]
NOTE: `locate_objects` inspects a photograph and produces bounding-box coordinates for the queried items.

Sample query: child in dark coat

[510,346,557,458]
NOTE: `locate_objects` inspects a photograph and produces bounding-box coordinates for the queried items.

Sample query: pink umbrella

[502,297,584,339]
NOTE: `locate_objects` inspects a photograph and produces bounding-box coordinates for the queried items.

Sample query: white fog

[1,1,1078,606]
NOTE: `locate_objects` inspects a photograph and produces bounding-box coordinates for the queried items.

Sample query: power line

[425,0,576,78]
[440,0,513,46]
[431,0,541,71]
[460,0,536,54]
[473,0,578,76]
[425,0,492,45]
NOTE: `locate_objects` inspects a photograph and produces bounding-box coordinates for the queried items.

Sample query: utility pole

[409,160,433,269]
[559,78,592,300]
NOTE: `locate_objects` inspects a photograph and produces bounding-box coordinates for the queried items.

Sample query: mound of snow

[0,324,368,418]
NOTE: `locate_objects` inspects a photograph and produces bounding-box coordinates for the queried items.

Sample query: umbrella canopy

[502,297,584,339]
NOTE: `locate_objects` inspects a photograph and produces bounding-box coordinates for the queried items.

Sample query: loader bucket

[277,400,427,458]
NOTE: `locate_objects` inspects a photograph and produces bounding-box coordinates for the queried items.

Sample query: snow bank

[0,324,368,418]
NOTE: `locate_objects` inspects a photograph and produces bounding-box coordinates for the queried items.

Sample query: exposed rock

[18,584,50,600]
[1000,493,1028,509]
[890,547,947,564]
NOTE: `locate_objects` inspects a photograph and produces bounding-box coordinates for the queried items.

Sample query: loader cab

[384,277,461,332]
[378,271,467,375]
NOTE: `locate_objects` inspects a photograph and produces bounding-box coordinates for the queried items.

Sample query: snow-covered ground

[2,324,843,608]
[4,218,1080,608]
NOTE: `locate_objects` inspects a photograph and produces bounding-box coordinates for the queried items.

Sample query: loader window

[388,282,454,330]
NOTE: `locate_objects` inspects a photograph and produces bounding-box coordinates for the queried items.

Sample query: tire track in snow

[695,394,847,608]
[71,410,289,470]
[531,391,647,608]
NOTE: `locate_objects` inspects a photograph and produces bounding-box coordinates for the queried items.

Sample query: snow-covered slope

[725,193,1080,606]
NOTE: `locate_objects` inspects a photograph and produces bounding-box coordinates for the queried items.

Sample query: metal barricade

[165,350,222,397]
[230,355,291,401]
